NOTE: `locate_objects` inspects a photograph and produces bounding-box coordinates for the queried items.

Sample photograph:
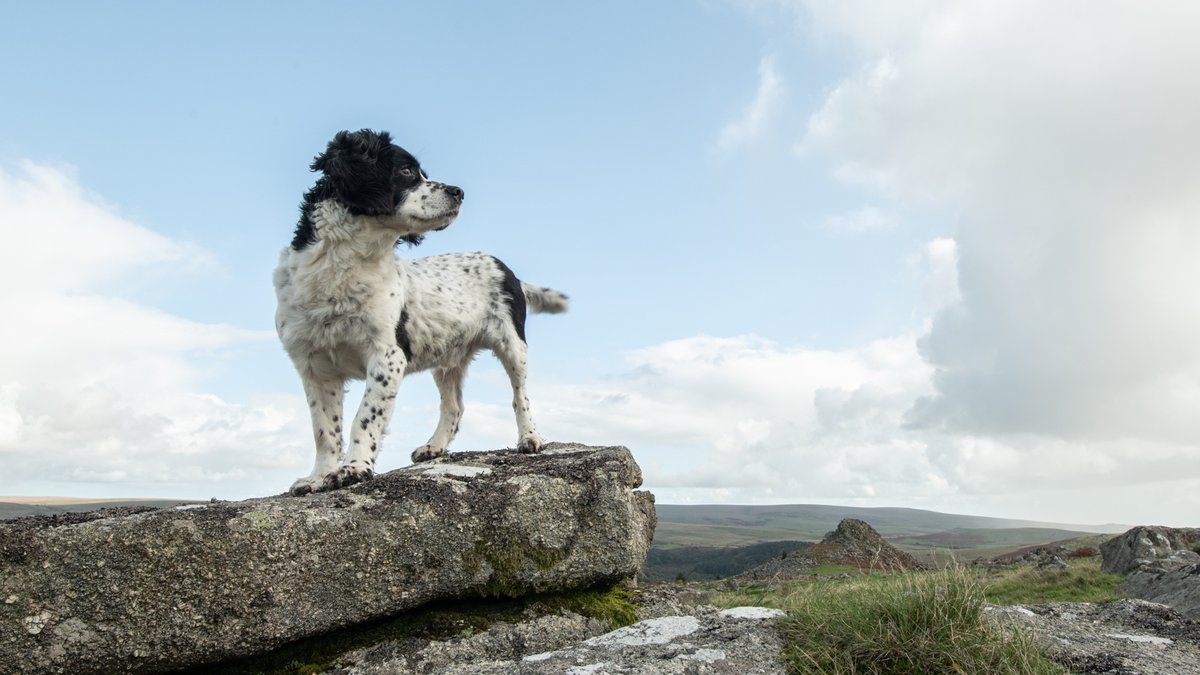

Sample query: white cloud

[0,162,210,294]
[489,324,1197,525]
[718,55,783,151]
[794,2,1200,448]
[0,162,308,497]
[910,237,960,312]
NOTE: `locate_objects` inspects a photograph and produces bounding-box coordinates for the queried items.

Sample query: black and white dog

[274,129,568,495]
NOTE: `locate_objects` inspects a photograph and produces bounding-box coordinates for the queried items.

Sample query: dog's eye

[397,167,415,178]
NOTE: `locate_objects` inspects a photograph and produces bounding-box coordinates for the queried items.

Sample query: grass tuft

[979,557,1122,606]
[719,567,1064,674]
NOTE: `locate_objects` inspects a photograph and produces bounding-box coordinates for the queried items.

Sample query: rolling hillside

[0,498,201,520]
[653,504,1124,549]
[648,504,1126,574]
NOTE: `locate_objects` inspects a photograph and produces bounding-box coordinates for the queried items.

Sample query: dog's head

[305,129,463,246]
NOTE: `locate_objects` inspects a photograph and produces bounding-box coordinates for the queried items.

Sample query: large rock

[0,443,655,674]
[1100,525,1200,575]
[1121,563,1200,619]
[1100,525,1200,620]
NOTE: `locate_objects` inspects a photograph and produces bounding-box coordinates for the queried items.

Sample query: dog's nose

[445,185,464,202]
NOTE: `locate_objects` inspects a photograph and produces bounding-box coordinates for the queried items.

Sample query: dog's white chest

[274,247,401,377]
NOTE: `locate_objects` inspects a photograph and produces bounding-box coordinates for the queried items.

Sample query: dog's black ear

[311,129,397,215]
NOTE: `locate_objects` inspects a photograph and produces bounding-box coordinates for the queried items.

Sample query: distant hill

[642,540,811,582]
[892,527,1095,550]
[0,498,202,521]
[648,504,1127,573]
[653,504,1125,549]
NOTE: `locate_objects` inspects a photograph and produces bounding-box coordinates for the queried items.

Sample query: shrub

[1068,546,1098,558]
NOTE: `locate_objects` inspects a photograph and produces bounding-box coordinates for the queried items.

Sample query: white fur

[275,193,566,495]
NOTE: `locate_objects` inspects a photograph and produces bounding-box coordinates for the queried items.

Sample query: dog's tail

[522,283,570,314]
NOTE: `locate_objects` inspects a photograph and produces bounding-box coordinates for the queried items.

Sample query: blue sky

[2,2,1198,526]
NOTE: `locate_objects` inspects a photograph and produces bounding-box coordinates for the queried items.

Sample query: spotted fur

[274,129,569,495]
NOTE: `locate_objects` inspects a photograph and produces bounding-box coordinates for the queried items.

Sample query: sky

[1,1,1198,527]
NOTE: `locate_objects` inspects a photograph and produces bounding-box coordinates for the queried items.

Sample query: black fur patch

[395,308,413,361]
[292,129,425,251]
[490,256,527,342]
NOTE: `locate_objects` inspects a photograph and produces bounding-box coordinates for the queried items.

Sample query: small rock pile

[1015,545,1073,571]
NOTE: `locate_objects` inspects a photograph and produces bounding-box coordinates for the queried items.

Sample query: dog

[274,129,568,495]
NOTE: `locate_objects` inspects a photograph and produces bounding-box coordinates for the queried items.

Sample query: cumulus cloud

[461,1,1200,525]
[475,323,1196,524]
[718,55,783,151]
[0,162,308,496]
[795,2,1200,446]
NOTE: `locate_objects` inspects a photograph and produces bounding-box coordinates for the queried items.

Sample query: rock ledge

[0,443,655,674]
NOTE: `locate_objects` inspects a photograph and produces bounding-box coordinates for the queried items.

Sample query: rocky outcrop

[1100,526,1200,575]
[989,599,1200,674]
[1100,525,1200,619]
[1121,564,1200,620]
[742,518,920,578]
[820,518,922,569]
[0,443,655,674]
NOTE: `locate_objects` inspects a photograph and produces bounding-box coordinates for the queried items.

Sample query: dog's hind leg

[412,357,470,463]
[291,373,345,496]
[493,336,543,454]
[339,344,406,486]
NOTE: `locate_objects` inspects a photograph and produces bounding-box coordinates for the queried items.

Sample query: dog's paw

[289,476,323,496]
[517,434,543,454]
[411,444,446,463]
[337,462,374,487]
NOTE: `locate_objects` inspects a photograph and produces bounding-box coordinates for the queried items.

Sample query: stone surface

[1100,526,1200,575]
[1121,562,1200,620]
[0,443,655,675]
[333,600,787,674]
[989,599,1200,674]
[1099,525,1200,620]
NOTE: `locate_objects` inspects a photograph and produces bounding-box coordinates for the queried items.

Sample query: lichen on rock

[0,443,655,675]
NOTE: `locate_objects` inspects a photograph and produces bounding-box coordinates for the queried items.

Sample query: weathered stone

[1121,562,1200,619]
[337,604,787,674]
[332,611,612,674]
[0,443,655,674]
[988,599,1200,674]
[306,579,786,675]
[1100,525,1200,575]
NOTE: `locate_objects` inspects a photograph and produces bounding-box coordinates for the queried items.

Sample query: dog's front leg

[340,344,406,486]
[291,374,345,496]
